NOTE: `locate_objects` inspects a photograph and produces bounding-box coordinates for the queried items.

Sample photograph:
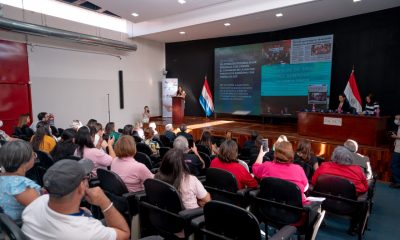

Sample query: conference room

[1,0,400,239]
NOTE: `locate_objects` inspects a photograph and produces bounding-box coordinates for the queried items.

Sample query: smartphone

[188,139,194,148]
[262,139,269,152]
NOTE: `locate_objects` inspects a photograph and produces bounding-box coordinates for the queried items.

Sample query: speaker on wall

[119,70,124,109]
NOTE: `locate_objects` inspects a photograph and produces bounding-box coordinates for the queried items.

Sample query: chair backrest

[206,168,238,193]
[257,177,304,225]
[136,142,154,157]
[196,144,211,156]
[312,175,358,215]
[35,150,54,169]
[159,147,171,160]
[97,168,129,195]
[0,213,29,240]
[202,200,261,240]
[134,152,153,170]
[25,163,46,186]
[142,178,185,235]
[197,151,211,169]
[159,135,172,148]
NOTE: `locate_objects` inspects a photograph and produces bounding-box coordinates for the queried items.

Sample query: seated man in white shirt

[22,159,130,240]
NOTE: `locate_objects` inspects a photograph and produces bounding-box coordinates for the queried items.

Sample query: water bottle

[376,107,380,117]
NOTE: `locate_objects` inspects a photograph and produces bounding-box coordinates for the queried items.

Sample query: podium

[172,97,184,124]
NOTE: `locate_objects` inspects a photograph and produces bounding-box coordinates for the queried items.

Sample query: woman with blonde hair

[252,141,309,204]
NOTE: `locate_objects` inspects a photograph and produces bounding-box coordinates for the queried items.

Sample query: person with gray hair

[0,140,40,221]
[163,123,176,143]
[312,146,368,195]
[344,139,373,180]
[173,136,205,176]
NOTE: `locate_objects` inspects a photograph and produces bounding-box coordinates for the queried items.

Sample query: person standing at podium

[337,93,351,113]
[176,85,186,112]
[176,85,186,99]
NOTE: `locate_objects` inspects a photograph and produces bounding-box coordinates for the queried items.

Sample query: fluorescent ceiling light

[131,12,139,17]
[276,13,283,17]
[0,0,128,33]
[179,31,186,34]
[178,0,186,4]
[353,0,362,2]
[224,23,231,26]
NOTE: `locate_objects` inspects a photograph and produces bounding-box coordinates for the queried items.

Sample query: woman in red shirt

[210,140,258,189]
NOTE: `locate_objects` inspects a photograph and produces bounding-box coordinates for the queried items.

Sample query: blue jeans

[391,152,400,183]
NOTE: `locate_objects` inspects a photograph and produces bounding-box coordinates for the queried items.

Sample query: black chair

[195,144,211,157]
[96,168,144,239]
[204,168,252,208]
[136,143,154,158]
[135,152,154,171]
[25,163,47,186]
[0,213,28,240]
[34,150,54,169]
[159,147,171,160]
[197,151,211,170]
[309,175,370,240]
[191,201,296,240]
[139,179,203,239]
[250,177,323,240]
[159,135,172,148]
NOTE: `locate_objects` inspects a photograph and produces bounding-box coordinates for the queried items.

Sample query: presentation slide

[214,35,333,115]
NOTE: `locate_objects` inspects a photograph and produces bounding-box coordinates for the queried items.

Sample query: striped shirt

[364,102,379,115]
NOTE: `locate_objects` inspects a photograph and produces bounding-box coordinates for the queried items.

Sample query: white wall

[0,4,165,129]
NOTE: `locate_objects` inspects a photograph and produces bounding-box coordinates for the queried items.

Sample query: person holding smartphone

[390,114,400,188]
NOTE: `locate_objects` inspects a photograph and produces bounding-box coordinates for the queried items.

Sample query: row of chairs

[205,168,372,240]
[95,168,301,239]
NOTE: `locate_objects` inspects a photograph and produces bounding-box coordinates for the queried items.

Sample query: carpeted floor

[316,181,400,239]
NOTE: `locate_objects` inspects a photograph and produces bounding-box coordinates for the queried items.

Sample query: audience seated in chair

[155,148,210,209]
[252,141,309,204]
[0,141,40,222]
[176,124,193,141]
[111,135,154,192]
[74,126,115,177]
[144,128,160,156]
[163,123,176,145]
[105,122,120,145]
[293,139,319,181]
[50,128,78,162]
[210,140,257,190]
[312,146,368,195]
[344,139,373,180]
[30,122,57,154]
[22,159,130,240]
[173,136,205,176]
[198,130,218,156]
[13,113,34,141]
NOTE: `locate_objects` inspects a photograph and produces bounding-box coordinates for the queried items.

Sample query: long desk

[297,112,388,146]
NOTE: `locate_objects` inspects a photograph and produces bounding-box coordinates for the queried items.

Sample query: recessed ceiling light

[178,0,186,4]
[179,31,186,35]
[224,23,231,27]
[276,13,283,18]
[131,12,139,17]
[353,0,362,2]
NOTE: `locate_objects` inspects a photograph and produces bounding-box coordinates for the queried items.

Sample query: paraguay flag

[199,76,214,117]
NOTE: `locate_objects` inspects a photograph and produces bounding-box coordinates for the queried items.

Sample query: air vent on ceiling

[62,0,78,3]
[102,10,121,18]
[79,1,101,11]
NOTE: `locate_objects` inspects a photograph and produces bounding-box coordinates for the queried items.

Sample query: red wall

[0,39,32,135]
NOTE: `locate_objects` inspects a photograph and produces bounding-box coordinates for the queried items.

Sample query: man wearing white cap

[22,159,130,240]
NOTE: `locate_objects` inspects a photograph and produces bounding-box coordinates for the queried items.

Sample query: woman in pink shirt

[111,135,154,192]
[252,141,309,204]
[155,148,211,209]
[75,126,115,176]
